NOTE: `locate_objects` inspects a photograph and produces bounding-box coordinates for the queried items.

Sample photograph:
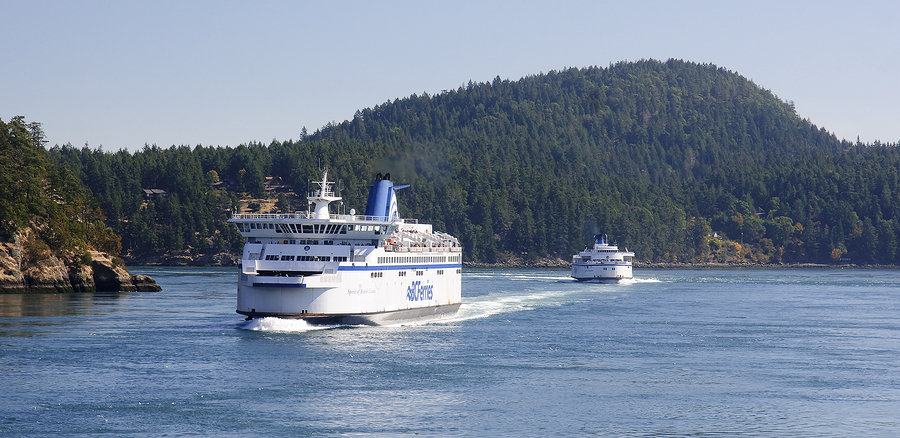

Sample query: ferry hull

[237,268,462,325]
[571,264,633,281]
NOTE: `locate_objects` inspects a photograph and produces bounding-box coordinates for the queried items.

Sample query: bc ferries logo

[406,281,434,302]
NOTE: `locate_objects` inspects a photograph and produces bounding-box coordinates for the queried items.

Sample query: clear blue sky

[3,0,898,151]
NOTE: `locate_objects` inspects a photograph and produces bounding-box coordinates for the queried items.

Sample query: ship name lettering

[406,281,434,302]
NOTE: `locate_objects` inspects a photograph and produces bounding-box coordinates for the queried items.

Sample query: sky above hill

[3,0,898,150]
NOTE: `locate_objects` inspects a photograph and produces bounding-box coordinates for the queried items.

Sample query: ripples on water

[1,267,899,436]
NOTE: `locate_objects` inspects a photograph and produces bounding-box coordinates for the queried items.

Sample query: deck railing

[231,212,417,224]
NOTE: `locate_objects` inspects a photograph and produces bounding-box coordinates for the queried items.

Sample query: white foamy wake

[239,317,340,333]
[437,290,571,324]
[618,277,661,285]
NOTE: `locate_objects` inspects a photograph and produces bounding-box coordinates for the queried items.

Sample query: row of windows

[278,223,348,234]
[370,270,451,278]
[267,239,364,246]
[376,255,461,264]
[263,255,349,262]
[237,222,390,235]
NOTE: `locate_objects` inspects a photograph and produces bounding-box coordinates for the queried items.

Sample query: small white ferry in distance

[571,234,634,280]
[228,170,462,325]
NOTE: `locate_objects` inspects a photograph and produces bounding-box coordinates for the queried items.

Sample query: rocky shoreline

[0,241,161,294]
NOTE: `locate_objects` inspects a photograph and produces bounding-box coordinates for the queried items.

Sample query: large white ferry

[228,170,462,324]
[571,234,634,280]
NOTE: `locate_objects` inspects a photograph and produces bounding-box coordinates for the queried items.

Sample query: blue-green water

[2,267,899,436]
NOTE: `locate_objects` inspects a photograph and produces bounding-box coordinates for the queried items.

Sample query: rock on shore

[0,242,161,293]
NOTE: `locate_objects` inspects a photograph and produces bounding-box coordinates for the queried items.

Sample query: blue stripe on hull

[252,283,307,288]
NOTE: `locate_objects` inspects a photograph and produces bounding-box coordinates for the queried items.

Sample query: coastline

[123,252,893,270]
[462,260,894,269]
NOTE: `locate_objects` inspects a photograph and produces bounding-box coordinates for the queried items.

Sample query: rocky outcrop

[0,240,161,293]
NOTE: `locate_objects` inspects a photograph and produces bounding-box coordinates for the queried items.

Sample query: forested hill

[1,117,160,292]
[50,59,900,265]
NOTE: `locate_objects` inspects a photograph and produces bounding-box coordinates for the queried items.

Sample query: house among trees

[142,188,168,198]
[264,176,291,193]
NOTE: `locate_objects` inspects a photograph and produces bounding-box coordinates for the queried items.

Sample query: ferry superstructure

[228,170,462,324]
[571,234,634,280]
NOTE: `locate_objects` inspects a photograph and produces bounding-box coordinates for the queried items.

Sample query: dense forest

[0,116,122,263]
[42,59,900,265]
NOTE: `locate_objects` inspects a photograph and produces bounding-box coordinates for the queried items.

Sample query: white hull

[571,263,632,280]
[237,262,462,324]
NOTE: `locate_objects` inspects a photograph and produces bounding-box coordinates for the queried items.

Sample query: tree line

[0,116,121,263]
[39,59,900,265]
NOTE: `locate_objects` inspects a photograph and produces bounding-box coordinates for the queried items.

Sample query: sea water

[1,267,899,436]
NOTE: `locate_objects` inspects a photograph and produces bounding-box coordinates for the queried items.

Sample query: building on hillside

[264,176,291,193]
[142,189,167,199]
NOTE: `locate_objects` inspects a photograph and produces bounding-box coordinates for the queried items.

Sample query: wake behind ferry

[571,234,634,280]
[228,170,462,325]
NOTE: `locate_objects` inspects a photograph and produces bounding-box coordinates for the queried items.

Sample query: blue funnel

[364,174,408,220]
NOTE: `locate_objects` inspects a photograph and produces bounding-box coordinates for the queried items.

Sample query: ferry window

[324,240,333,245]
[399,271,406,277]
[437,270,444,275]
[416,271,424,276]
[339,225,347,234]
[302,225,313,233]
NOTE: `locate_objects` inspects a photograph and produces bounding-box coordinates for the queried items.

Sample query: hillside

[0,117,159,292]
[49,59,900,265]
